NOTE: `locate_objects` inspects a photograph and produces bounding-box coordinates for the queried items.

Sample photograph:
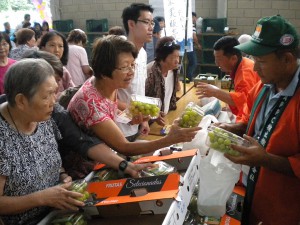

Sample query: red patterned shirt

[67,77,118,130]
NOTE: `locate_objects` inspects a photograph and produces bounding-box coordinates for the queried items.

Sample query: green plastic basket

[53,20,74,32]
[86,19,108,32]
[202,18,227,33]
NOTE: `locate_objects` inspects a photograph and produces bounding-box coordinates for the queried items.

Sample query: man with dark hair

[118,3,155,142]
[15,14,31,32]
[196,36,260,120]
[3,22,11,36]
[154,16,166,37]
[220,15,300,225]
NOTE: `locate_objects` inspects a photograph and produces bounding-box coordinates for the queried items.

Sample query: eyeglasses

[163,41,177,47]
[137,19,155,28]
[115,63,136,73]
[0,42,9,48]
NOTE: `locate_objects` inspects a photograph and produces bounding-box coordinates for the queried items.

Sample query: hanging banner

[163,0,193,55]
[31,0,52,27]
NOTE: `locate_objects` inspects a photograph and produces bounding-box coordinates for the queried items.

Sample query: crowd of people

[0,3,299,225]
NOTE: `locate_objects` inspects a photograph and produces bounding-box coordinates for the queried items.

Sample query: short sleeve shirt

[67,77,118,130]
[66,44,90,86]
[0,116,62,225]
[0,58,16,94]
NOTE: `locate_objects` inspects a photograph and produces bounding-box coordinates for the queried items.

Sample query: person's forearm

[112,136,173,156]
[87,144,146,177]
[87,144,123,169]
[261,154,295,175]
[219,122,247,137]
[214,89,235,106]
[0,192,41,215]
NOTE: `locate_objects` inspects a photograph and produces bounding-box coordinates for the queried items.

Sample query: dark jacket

[146,61,178,112]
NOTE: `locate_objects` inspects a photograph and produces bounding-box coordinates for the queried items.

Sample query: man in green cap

[219,15,300,225]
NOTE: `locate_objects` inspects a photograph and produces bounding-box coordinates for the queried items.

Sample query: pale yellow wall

[53,0,300,35]
[227,0,300,35]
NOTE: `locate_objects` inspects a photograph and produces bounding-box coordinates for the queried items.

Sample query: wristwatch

[118,160,128,177]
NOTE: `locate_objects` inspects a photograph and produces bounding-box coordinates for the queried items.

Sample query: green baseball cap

[235,15,299,56]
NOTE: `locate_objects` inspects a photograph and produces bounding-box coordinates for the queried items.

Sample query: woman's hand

[139,121,150,136]
[130,113,150,125]
[38,182,85,211]
[125,162,153,178]
[167,119,201,143]
[155,112,166,126]
[59,173,72,183]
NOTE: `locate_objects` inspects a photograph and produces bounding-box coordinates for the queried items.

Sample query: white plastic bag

[182,115,218,156]
[197,150,241,217]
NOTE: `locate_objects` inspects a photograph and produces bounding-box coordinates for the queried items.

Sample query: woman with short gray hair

[0,59,84,225]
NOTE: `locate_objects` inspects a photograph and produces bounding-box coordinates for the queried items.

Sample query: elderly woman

[19,49,149,180]
[0,32,16,95]
[9,28,37,60]
[39,31,75,97]
[68,35,199,157]
[146,36,181,125]
[66,29,93,86]
[0,59,84,225]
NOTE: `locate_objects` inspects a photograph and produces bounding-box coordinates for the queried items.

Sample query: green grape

[219,144,226,152]
[179,105,203,128]
[182,114,189,122]
[208,132,215,139]
[208,127,241,156]
[217,137,224,144]
[83,191,90,200]
[211,142,219,149]
[130,101,159,117]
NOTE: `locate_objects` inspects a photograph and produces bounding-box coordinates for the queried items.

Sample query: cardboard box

[39,150,200,225]
[221,75,232,89]
[194,74,218,86]
[84,149,201,225]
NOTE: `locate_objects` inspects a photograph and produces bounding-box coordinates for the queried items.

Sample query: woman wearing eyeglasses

[146,36,181,125]
[0,32,16,95]
[68,35,200,157]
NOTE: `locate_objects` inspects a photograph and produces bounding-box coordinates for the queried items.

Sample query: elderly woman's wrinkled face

[163,49,180,70]
[111,52,135,89]
[0,39,10,58]
[26,76,58,121]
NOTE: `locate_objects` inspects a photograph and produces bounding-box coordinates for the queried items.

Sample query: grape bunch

[129,100,160,118]
[51,213,87,225]
[179,103,204,128]
[207,126,248,156]
[140,161,176,177]
[70,180,90,202]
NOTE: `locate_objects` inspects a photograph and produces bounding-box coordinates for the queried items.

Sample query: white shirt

[66,44,90,86]
[117,47,147,137]
[163,70,175,114]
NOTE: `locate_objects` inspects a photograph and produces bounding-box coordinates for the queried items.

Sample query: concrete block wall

[54,0,217,31]
[58,0,150,31]
[54,0,300,35]
[227,0,300,35]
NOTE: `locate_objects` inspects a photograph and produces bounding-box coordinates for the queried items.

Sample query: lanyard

[242,72,300,225]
